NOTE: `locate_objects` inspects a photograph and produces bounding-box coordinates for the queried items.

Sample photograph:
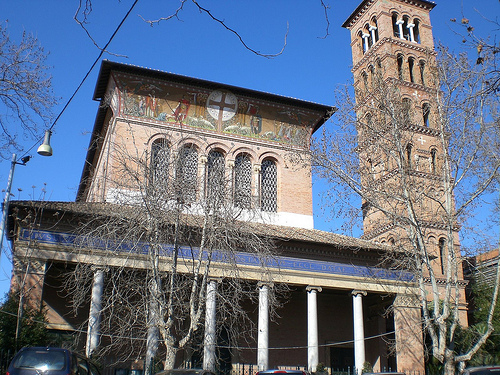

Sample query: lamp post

[0,130,53,266]
[0,154,31,263]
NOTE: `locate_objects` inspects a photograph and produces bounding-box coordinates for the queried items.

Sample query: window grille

[234,154,252,208]
[150,139,169,198]
[176,146,198,203]
[261,159,277,212]
[206,150,225,202]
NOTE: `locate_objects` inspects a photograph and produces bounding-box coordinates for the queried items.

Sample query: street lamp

[0,131,54,265]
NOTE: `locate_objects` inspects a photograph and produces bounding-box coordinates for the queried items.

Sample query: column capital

[362,33,370,39]
[207,277,222,284]
[369,25,377,31]
[253,164,261,173]
[306,286,322,293]
[396,19,404,25]
[257,281,273,289]
[226,159,235,168]
[351,290,367,297]
[199,155,208,164]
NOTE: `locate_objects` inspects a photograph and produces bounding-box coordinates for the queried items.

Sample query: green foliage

[361,361,373,374]
[0,293,48,351]
[460,277,500,366]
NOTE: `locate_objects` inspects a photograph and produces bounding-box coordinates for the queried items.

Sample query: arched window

[422,103,430,127]
[206,150,225,202]
[151,139,170,185]
[413,19,421,43]
[408,57,415,83]
[362,71,369,91]
[376,58,383,82]
[370,18,379,45]
[402,98,412,123]
[176,145,198,203]
[397,54,404,80]
[438,238,446,274]
[358,31,365,54]
[419,60,426,85]
[234,153,252,208]
[365,25,373,49]
[430,148,437,174]
[402,16,410,41]
[406,143,412,167]
[368,65,375,88]
[260,159,277,212]
[392,13,400,38]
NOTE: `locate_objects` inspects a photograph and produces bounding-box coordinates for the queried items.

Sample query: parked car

[463,366,500,375]
[256,370,309,375]
[155,370,215,375]
[6,347,100,375]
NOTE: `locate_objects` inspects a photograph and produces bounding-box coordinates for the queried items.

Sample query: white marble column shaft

[257,284,269,371]
[86,269,105,358]
[203,280,218,372]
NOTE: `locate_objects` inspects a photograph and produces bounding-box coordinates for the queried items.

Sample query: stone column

[257,283,270,371]
[396,20,404,39]
[86,268,105,358]
[362,33,370,52]
[203,280,218,372]
[393,294,425,373]
[407,24,415,42]
[307,286,322,373]
[352,290,367,375]
[369,26,377,45]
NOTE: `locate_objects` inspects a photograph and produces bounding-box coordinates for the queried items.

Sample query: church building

[6,0,467,374]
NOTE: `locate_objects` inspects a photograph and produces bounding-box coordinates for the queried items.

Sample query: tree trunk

[164,345,177,370]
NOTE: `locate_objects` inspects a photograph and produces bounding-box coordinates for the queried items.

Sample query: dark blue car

[7,347,100,375]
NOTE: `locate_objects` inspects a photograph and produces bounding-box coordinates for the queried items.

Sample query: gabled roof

[7,200,392,255]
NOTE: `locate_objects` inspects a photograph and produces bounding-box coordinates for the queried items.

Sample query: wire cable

[21,0,140,157]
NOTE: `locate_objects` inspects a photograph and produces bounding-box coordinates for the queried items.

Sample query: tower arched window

[368,65,375,88]
[260,158,277,212]
[365,25,373,48]
[438,238,446,274]
[358,31,365,54]
[234,153,252,209]
[392,13,400,38]
[413,19,421,43]
[406,143,412,167]
[369,18,379,45]
[362,71,369,91]
[408,57,415,83]
[422,103,430,127]
[151,139,170,185]
[419,60,426,85]
[176,145,198,203]
[430,148,437,174]
[206,150,226,202]
[402,98,412,124]
[397,54,404,80]
[402,16,410,41]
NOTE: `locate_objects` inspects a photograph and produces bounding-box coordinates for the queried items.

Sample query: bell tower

[343,0,468,323]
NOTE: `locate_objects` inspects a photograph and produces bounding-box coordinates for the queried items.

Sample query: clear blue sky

[0,0,498,296]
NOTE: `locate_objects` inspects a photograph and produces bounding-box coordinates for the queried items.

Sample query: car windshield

[13,350,66,371]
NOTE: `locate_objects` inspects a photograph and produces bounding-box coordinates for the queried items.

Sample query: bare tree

[0,22,57,159]
[312,45,500,374]
[64,126,283,372]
